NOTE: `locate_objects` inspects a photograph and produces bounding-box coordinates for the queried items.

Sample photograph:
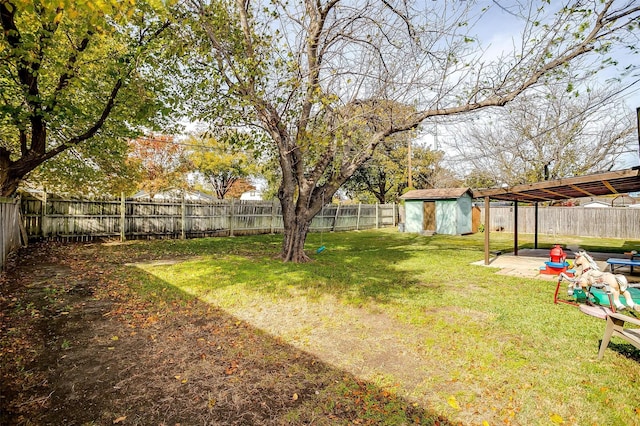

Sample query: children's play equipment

[555,249,640,312]
[540,244,573,276]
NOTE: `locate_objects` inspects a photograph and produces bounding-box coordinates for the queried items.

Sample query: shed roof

[401,187,471,200]
[473,168,640,202]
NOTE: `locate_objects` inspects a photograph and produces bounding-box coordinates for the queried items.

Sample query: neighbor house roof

[401,187,471,200]
[583,200,611,208]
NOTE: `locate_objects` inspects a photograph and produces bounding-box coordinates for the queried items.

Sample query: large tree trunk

[0,173,22,197]
[0,147,39,197]
[278,185,323,262]
[281,215,312,263]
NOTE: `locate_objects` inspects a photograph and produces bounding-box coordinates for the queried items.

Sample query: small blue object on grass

[316,245,326,253]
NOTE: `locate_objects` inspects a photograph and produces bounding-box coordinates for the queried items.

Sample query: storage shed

[400,188,474,235]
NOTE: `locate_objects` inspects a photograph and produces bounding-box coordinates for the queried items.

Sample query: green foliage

[464,169,500,190]
[0,0,179,195]
[344,135,457,203]
[188,132,260,199]
[29,144,141,196]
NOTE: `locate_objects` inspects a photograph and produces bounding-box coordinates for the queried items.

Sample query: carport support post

[534,202,539,249]
[484,196,490,265]
[513,201,518,256]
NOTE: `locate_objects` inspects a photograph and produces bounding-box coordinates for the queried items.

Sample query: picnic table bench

[607,257,640,274]
[598,311,640,360]
[578,305,640,360]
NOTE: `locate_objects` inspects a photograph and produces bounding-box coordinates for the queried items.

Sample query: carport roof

[473,168,640,202]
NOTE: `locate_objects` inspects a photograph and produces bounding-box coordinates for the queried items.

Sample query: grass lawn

[2,229,640,425]
[127,229,640,425]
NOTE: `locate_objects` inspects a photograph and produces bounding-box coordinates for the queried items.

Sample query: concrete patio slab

[471,249,639,282]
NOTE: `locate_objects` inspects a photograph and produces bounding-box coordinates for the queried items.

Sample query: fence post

[392,202,396,227]
[41,191,47,238]
[120,192,126,242]
[181,193,186,240]
[356,203,361,230]
[17,196,28,247]
[375,203,379,229]
[333,204,340,231]
[229,199,235,236]
[270,199,277,234]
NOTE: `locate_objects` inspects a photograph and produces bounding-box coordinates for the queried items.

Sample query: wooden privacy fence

[481,206,640,240]
[1,197,22,271]
[21,195,398,241]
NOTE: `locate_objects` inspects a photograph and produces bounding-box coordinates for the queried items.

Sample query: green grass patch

[122,229,640,425]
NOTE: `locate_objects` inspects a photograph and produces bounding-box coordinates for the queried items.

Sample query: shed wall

[436,200,457,234]
[457,195,473,234]
[404,200,423,233]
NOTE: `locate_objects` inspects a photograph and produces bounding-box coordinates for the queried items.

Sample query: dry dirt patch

[0,242,454,425]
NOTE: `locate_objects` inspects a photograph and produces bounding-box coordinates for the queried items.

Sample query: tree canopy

[180,0,640,261]
[0,0,176,196]
[453,81,637,187]
[188,132,259,199]
[343,136,457,204]
[129,135,191,197]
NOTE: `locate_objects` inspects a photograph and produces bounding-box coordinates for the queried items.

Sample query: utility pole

[407,139,412,188]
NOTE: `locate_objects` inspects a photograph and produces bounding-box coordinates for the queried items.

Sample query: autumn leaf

[225,360,239,375]
[113,416,126,424]
[550,413,564,424]
[292,393,299,401]
[447,395,460,410]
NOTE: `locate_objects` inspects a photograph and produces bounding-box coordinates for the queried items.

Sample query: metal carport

[472,168,640,265]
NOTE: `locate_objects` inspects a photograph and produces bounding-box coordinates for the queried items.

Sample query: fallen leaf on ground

[550,413,564,424]
[225,360,239,375]
[113,416,126,424]
[447,395,460,410]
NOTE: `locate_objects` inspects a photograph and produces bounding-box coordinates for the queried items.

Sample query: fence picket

[18,195,398,242]
[1,197,22,271]
[480,206,640,239]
